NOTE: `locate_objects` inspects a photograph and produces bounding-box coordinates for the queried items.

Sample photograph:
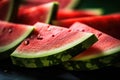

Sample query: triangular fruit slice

[11,22,97,68]
[0,0,16,21]
[53,13,120,39]
[16,2,59,25]
[0,21,34,59]
[63,22,120,71]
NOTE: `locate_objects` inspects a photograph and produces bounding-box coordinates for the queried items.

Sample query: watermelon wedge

[16,2,59,25]
[0,21,34,59]
[63,22,120,71]
[0,0,22,22]
[11,22,97,68]
[53,13,120,39]
[57,9,102,20]
[0,0,17,21]
[21,0,81,9]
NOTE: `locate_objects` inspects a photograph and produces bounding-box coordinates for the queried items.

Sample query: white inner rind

[74,46,120,61]
[11,33,94,58]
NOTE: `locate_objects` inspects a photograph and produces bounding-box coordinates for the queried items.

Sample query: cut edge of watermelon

[5,0,22,22]
[0,25,34,53]
[63,46,120,71]
[73,46,120,61]
[5,0,14,21]
[11,33,96,58]
[45,1,59,24]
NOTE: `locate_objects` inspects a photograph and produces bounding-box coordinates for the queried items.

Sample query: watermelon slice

[53,13,120,39]
[11,22,97,68]
[57,9,103,20]
[63,22,120,71]
[0,0,15,21]
[16,2,59,25]
[0,21,34,59]
[21,0,81,9]
[0,0,22,22]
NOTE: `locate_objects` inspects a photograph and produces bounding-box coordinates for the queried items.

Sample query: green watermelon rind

[65,0,81,9]
[63,46,120,71]
[46,1,59,24]
[11,33,97,68]
[11,33,96,58]
[5,0,22,21]
[4,0,14,21]
[0,26,34,53]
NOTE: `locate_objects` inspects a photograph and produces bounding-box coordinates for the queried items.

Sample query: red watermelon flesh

[54,13,120,39]
[0,0,9,20]
[70,22,120,60]
[22,0,79,9]
[0,20,34,53]
[57,9,102,20]
[15,22,94,53]
[16,2,58,25]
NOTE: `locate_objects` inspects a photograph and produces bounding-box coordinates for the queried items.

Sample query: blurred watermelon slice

[0,20,34,59]
[0,0,13,21]
[21,0,81,9]
[16,2,59,25]
[0,0,21,21]
[63,22,120,71]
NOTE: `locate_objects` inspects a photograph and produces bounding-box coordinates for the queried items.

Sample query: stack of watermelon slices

[0,0,98,68]
[11,22,97,68]
[0,0,120,71]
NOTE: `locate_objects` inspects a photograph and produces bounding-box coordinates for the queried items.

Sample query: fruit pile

[0,0,120,71]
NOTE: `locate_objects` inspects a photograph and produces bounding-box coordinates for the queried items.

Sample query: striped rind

[11,33,97,68]
[63,46,120,71]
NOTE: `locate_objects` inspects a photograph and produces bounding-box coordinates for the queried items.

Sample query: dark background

[0,0,120,80]
[79,0,120,14]
[0,58,120,80]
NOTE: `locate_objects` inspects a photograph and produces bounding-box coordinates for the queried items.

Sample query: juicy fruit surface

[11,22,97,68]
[0,20,33,53]
[0,0,14,21]
[0,0,119,72]
[13,23,95,55]
[63,22,120,70]
[70,22,120,60]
